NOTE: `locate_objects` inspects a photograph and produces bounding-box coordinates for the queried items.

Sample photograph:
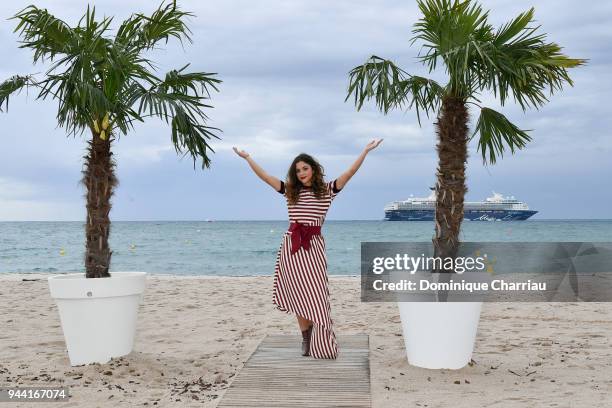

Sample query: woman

[233,138,383,358]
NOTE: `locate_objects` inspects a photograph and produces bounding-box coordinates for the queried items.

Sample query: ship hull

[384,209,538,221]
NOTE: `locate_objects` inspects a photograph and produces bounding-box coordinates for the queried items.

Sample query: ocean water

[1,220,611,276]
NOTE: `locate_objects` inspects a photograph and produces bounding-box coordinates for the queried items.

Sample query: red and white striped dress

[272,179,342,359]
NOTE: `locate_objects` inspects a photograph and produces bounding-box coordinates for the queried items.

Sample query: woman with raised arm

[232,138,383,359]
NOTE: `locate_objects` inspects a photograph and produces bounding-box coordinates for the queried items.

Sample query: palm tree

[0,1,221,278]
[346,0,585,268]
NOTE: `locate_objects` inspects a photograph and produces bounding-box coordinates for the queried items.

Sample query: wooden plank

[218,334,371,408]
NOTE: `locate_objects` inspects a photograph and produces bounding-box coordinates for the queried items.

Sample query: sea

[1,220,611,276]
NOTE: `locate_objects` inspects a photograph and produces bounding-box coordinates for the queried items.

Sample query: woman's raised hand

[232,146,250,159]
[364,138,383,153]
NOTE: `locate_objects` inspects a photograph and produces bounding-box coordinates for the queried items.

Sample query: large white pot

[397,301,482,369]
[48,272,147,366]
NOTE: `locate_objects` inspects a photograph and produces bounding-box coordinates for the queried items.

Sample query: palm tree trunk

[81,130,118,278]
[432,96,468,272]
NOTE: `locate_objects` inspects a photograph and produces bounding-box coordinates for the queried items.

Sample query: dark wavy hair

[285,153,326,205]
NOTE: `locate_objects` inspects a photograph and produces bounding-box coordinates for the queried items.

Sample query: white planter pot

[397,301,482,369]
[48,272,147,366]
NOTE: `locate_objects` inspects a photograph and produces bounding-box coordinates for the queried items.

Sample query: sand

[1,273,611,407]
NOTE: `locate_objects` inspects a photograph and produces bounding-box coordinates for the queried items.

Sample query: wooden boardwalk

[218,334,371,408]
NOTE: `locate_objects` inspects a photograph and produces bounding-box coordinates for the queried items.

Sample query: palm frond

[171,105,221,169]
[115,0,194,52]
[453,5,587,109]
[346,56,409,112]
[471,107,532,165]
[412,0,494,96]
[11,5,77,63]
[129,67,221,168]
[346,55,444,122]
[159,63,221,97]
[393,76,444,125]
[493,7,535,46]
[0,75,35,111]
[489,41,586,110]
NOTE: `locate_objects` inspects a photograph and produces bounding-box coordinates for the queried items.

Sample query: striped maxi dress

[272,179,342,359]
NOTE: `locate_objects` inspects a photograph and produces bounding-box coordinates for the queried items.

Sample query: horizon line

[1,218,611,222]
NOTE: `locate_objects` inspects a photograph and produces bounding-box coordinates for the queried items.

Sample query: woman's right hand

[232,146,250,159]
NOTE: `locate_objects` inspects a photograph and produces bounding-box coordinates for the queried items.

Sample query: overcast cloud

[0,0,610,220]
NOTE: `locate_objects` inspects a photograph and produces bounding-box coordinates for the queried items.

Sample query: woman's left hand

[364,138,383,153]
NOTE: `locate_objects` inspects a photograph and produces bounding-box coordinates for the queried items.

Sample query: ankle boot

[301,325,313,356]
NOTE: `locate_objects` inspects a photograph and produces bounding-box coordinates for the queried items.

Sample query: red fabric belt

[288,222,321,255]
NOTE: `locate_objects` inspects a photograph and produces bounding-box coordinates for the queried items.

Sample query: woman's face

[295,161,313,185]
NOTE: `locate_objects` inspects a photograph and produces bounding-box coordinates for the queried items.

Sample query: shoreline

[0,272,361,281]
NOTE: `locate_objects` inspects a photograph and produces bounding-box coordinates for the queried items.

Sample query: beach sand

[1,273,611,407]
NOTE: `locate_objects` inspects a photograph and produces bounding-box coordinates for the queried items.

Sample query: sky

[0,0,610,221]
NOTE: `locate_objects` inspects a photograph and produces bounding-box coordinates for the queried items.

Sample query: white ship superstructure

[384,191,537,221]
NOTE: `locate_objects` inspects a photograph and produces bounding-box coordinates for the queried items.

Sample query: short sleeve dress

[272,179,342,359]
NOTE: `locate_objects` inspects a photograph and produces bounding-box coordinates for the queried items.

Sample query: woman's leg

[298,314,313,356]
[296,314,312,331]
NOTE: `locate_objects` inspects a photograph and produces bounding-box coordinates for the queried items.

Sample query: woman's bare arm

[233,146,282,191]
[335,138,383,190]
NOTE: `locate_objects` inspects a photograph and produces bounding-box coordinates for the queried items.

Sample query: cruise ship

[384,191,538,221]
